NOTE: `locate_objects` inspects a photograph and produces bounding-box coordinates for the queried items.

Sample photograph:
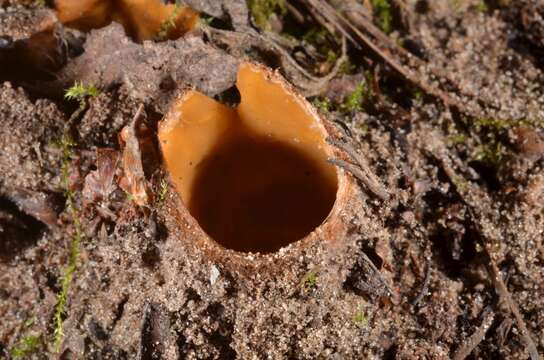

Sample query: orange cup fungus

[159,63,349,255]
[55,0,199,42]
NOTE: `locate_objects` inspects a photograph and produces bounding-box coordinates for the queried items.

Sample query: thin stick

[452,307,495,360]
[328,158,389,201]
[486,260,539,360]
[410,257,431,306]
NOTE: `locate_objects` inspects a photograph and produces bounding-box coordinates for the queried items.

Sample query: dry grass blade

[486,260,539,360]
[328,158,389,201]
[452,307,495,360]
[410,256,431,306]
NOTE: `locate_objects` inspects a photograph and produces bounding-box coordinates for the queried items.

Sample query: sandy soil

[0,1,543,359]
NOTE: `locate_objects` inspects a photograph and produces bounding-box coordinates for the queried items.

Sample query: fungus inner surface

[159,64,338,254]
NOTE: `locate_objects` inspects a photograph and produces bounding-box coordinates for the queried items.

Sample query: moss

[300,26,342,70]
[53,133,83,352]
[451,174,468,193]
[156,3,181,40]
[475,1,489,12]
[448,133,467,144]
[301,269,318,292]
[355,121,369,135]
[341,79,372,113]
[52,83,99,351]
[312,97,332,113]
[472,117,544,130]
[10,335,42,359]
[23,317,36,327]
[302,27,328,44]
[451,116,544,165]
[200,14,215,26]
[371,0,392,34]
[326,50,338,64]
[353,311,367,326]
[64,82,100,103]
[412,88,424,101]
[248,0,286,31]
[339,58,356,75]
[157,179,169,203]
[473,142,504,166]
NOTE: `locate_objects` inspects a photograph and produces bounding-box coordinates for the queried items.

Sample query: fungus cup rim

[158,62,354,273]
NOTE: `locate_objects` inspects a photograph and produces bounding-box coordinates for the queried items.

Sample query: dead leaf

[7,188,59,227]
[82,148,119,204]
[119,104,149,206]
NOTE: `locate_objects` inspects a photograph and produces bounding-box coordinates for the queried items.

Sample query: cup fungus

[159,63,348,255]
[55,0,199,42]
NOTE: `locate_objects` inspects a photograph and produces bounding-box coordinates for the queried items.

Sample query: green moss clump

[64,82,100,103]
[10,335,42,359]
[475,1,489,12]
[443,116,541,166]
[312,97,332,113]
[53,133,83,352]
[353,311,367,325]
[371,0,392,34]
[156,3,180,40]
[301,269,318,293]
[341,80,373,113]
[248,0,286,31]
[473,142,504,166]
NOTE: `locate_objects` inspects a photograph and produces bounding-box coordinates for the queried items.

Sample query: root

[201,24,347,96]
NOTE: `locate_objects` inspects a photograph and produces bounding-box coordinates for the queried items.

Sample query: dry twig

[452,307,495,360]
[410,255,431,306]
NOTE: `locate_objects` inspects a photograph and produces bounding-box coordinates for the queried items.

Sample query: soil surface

[1,1,543,359]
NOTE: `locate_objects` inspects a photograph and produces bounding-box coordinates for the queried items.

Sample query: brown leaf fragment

[120,104,149,206]
[83,148,119,204]
[513,126,544,161]
[7,188,59,227]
